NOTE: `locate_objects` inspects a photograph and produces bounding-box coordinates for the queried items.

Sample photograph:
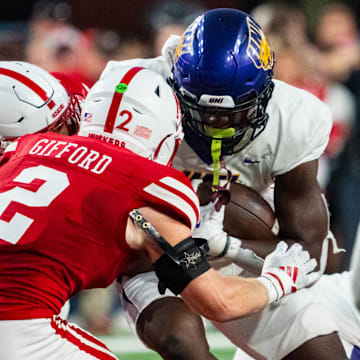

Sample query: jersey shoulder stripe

[143,176,199,230]
[3,141,18,153]
[159,177,199,209]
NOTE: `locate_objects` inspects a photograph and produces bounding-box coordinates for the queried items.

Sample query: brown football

[197,181,278,241]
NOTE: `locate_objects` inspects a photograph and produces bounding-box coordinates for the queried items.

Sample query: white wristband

[207,232,229,257]
[257,274,282,304]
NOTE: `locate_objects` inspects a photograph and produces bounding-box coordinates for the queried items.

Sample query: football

[197,181,278,241]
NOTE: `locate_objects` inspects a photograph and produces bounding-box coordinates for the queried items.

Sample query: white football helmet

[79,66,183,166]
[0,61,86,148]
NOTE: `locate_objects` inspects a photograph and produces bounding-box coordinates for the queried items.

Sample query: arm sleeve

[272,90,333,177]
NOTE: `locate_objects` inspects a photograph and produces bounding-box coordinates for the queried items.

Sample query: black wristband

[153,253,191,295]
[174,237,210,277]
[153,236,210,295]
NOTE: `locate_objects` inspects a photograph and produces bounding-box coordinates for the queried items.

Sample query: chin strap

[202,127,235,211]
[210,138,222,186]
[205,126,235,187]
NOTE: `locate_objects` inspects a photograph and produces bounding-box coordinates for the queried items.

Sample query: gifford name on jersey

[28,138,113,174]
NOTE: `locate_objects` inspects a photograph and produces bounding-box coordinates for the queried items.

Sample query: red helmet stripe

[104,66,144,133]
[0,68,55,109]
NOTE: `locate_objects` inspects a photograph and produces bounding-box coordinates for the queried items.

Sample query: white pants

[120,271,360,360]
[0,316,119,360]
[232,271,360,359]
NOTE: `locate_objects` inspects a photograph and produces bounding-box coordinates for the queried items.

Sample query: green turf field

[100,329,236,359]
[116,348,235,359]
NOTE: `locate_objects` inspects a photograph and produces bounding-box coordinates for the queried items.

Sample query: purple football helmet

[171,8,275,164]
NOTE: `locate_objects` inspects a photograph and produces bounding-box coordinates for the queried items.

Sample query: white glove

[257,241,321,304]
[193,202,227,256]
[193,202,264,273]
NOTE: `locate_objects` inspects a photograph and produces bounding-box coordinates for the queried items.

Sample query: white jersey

[103,37,356,360]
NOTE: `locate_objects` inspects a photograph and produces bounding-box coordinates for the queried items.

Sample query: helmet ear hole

[154,85,160,97]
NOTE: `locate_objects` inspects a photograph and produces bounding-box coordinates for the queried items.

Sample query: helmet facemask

[173,80,274,165]
[50,72,89,136]
[41,91,82,136]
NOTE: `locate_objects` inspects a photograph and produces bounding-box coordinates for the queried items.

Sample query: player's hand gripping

[257,241,321,304]
[193,202,264,273]
[193,202,227,256]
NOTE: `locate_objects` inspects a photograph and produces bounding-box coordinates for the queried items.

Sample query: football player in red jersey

[0,61,89,321]
[0,64,319,360]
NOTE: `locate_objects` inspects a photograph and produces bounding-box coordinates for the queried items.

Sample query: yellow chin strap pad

[204,127,235,186]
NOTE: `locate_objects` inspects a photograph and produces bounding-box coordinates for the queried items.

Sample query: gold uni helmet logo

[175,34,185,62]
[174,16,202,63]
[246,17,273,70]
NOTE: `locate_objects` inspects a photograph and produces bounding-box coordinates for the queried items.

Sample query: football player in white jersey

[101,8,359,360]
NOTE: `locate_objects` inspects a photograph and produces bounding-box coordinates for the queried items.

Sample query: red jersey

[0,133,199,320]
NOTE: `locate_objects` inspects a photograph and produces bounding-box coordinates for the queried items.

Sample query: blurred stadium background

[1,0,360,358]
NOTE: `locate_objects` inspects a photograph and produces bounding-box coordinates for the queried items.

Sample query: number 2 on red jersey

[0,165,69,245]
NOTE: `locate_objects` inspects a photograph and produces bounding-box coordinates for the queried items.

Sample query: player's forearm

[240,238,277,259]
[180,269,269,322]
[274,160,329,263]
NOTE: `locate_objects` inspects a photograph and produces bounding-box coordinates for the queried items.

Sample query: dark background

[2,0,359,42]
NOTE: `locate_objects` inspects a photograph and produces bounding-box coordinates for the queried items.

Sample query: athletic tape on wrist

[257,273,283,304]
